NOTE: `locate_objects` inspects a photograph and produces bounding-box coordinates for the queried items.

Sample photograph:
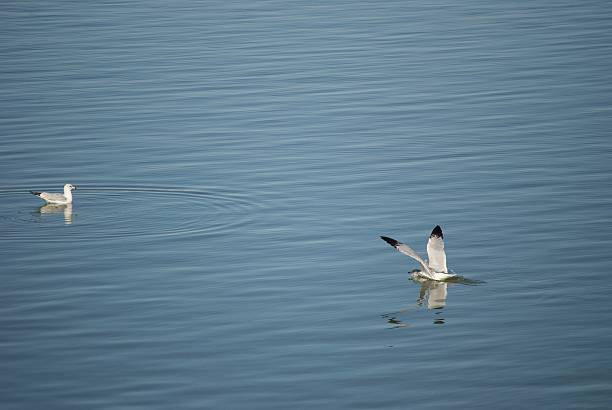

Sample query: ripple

[0,185,260,242]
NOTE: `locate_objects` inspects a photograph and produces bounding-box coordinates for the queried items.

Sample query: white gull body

[30,184,77,205]
[381,225,456,281]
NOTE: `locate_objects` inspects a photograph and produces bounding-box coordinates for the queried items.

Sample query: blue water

[2,1,612,409]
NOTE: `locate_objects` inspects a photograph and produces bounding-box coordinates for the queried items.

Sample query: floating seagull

[30,184,77,205]
[381,225,457,281]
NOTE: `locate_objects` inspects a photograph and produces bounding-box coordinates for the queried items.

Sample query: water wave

[0,185,260,242]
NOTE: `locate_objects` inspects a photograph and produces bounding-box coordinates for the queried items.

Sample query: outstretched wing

[426,225,447,273]
[380,236,434,279]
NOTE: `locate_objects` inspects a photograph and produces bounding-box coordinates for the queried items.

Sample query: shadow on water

[444,274,486,286]
[382,272,484,328]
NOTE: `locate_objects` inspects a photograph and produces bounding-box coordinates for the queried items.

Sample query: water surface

[2,1,612,409]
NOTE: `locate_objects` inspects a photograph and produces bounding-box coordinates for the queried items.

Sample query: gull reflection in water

[383,271,450,327]
[383,272,482,328]
[39,203,74,225]
[415,275,447,310]
[414,274,447,325]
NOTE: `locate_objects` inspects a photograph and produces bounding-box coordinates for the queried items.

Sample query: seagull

[30,184,77,205]
[381,225,457,281]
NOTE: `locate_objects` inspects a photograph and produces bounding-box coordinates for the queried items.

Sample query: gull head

[64,184,77,191]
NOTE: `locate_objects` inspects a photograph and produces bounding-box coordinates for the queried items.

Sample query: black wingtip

[380,236,400,248]
[430,225,443,239]
[30,191,41,196]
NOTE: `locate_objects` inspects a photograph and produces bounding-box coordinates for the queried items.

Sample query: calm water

[2,1,612,409]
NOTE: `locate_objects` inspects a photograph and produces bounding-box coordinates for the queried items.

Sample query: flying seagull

[381,225,456,281]
[30,184,77,205]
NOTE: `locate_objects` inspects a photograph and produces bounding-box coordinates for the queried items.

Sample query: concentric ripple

[0,185,260,242]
